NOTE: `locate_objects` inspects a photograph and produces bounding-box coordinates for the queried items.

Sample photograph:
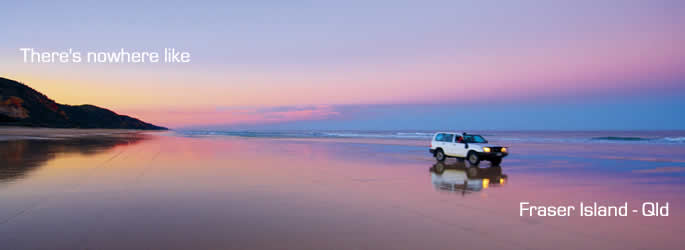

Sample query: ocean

[176,129,685,144]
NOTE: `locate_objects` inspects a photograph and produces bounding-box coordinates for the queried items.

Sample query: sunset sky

[2,0,684,129]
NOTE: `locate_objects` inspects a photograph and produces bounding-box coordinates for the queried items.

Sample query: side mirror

[464,143,469,149]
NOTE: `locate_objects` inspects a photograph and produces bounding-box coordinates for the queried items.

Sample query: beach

[0,127,156,141]
[1,129,684,250]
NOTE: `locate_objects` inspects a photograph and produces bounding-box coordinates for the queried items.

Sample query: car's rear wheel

[435,149,446,162]
[467,151,480,165]
[490,158,502,166]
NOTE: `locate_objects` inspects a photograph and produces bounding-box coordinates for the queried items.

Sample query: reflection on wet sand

[430,162,507,194]
[0,135,146,183]
[0,134,683,250]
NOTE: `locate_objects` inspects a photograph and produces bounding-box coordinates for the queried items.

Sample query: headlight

[501,147,507,153]
[483,147,491,153]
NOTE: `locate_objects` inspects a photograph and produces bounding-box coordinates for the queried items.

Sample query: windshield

[463,135,487,143]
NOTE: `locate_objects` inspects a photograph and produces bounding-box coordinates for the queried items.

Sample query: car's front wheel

[467,151,480,165]
[490,158,502,166]
[435,149,446,162]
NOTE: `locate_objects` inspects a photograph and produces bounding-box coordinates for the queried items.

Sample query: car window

[464,135,487,143]
[435,133,444,141]
[455,136,464,143]
[444,134,454,142]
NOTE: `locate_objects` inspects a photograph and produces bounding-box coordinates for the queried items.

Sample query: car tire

[467,151,480,165]
[490,158,502,166]
[435,149,446,162]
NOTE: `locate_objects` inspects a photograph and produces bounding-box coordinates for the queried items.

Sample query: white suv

[429,132,508,166]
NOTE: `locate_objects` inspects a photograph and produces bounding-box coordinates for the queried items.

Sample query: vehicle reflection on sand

[429,162,507,195]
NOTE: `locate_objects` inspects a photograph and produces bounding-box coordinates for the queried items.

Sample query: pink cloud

[119,105,340,128]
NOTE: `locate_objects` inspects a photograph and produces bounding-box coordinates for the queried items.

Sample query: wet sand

[0,127,160,141]
[0,132,683,249]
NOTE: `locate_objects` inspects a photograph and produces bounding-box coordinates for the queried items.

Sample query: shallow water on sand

[0,134,683,250]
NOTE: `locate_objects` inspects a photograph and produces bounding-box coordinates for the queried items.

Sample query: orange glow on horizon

[3,27,683,127]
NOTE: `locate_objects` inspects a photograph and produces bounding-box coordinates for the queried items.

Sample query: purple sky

[2,0,684,129]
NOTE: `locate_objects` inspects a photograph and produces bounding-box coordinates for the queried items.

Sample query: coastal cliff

[0,77,167,130]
